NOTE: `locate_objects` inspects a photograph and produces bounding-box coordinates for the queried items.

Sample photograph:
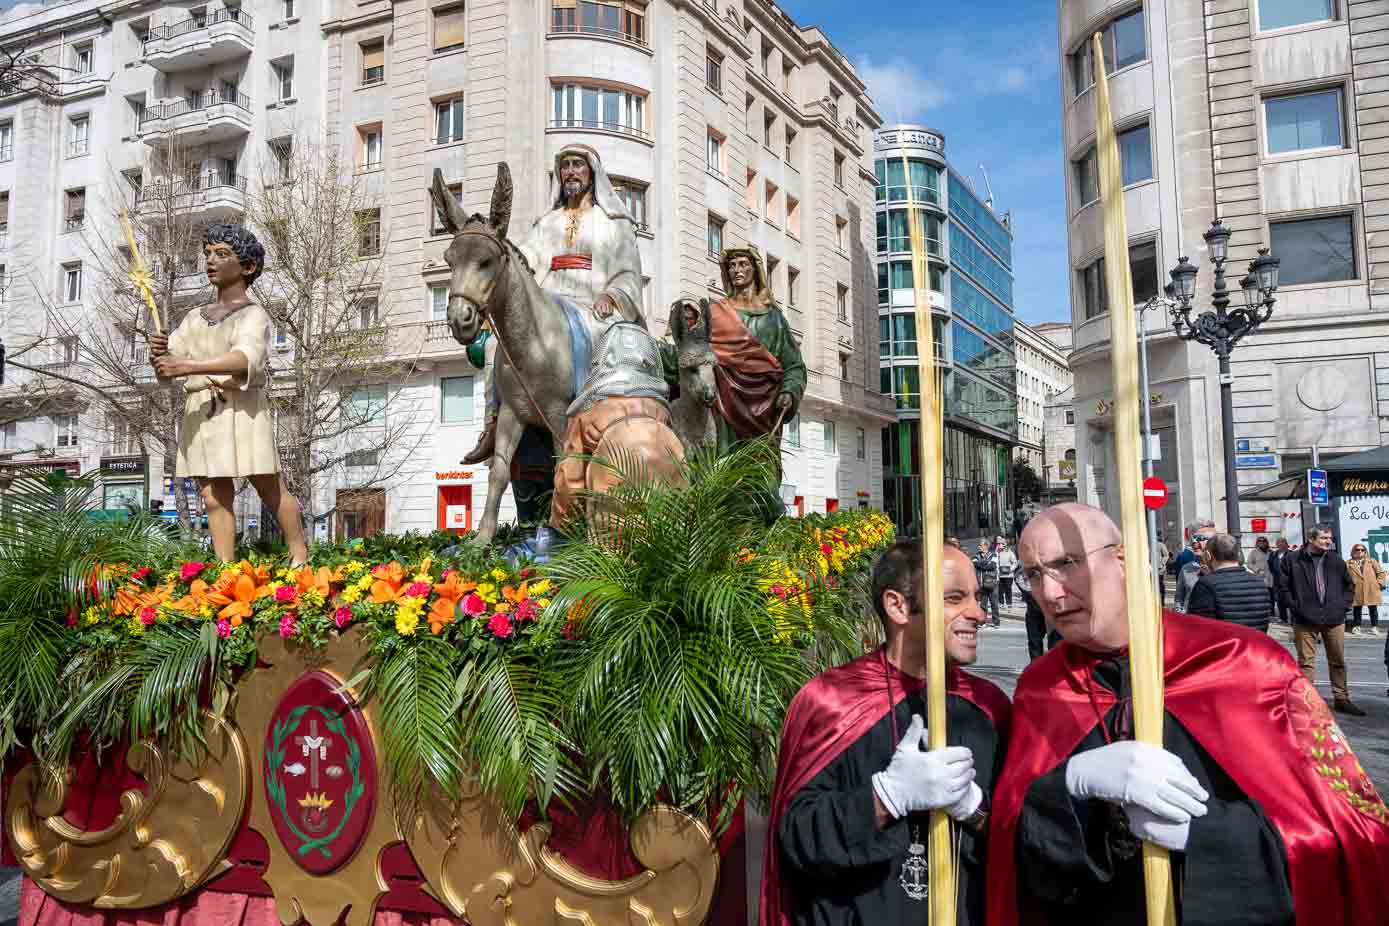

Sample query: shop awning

[1236,474,1306,501]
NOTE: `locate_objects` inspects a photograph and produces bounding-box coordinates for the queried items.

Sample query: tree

[1011,458,1043,504]
[0,32,109,101]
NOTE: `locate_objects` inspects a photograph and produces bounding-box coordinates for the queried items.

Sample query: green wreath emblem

[265,705,365,860]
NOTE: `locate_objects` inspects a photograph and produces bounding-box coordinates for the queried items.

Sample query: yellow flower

[477,582,497,604]
[342,586,362,604]
[83,605,102,626]
[355,574,374,591]
[395,609,420,636]
[164,571,178,583]
[490,568,507,581]
[528,579,552,596]
[345,561,366,574]
[536,597,551,609]
[277,568,297,582]
[128,617,145,635]
[304,588,326,607]
[198,604,213,619]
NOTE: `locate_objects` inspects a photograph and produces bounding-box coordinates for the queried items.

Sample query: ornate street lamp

[1169,218,1281,544]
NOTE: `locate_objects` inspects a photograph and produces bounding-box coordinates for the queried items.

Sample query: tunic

[777,689,1001,926]
[167,302,278,478]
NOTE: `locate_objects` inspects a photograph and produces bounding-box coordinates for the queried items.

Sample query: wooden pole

[1091,32,1175,926]
[899,143,954,926]
[119,207,164,336]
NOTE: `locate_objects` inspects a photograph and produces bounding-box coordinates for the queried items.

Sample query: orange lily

[370,562,409,604]
[235,560,273,585]
[208,573,261,627]
[434,573,475,601]
[297,565,342,597]
[171,578,212,614]
[111,584,142,616]
[428,597,459,634]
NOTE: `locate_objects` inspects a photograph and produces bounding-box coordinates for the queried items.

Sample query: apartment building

[1013,319,1072,479]
[0,0,892,535]
[872,124,1019,538]
[1058,0,1389,544]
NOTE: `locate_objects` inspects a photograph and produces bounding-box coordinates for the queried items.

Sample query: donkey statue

[667,299,718,453]
[431,164,574,545]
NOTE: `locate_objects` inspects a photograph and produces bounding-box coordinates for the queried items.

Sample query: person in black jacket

[1184,533,1273,632]
[1279,527,1364,716]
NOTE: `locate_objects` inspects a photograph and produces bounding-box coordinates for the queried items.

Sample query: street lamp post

[1169,219,1281,548]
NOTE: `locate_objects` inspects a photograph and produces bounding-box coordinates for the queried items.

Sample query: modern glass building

[873,125,1018,538]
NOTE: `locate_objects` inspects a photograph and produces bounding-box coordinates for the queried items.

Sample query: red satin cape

[757,649,1011,926]
[986,611,1389,926]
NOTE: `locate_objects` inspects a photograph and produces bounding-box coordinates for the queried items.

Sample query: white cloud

[856,56,952,123]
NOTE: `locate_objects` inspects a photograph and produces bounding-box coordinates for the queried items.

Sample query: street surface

[1,615,1384,924]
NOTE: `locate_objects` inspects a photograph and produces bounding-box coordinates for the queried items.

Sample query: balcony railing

[67,139,89,156]
[135,169,248,206]
[141,90,252,126]
[548,118,650,140]
[63,214,84,233]
[143,8,253,50]
[548,23,647,47]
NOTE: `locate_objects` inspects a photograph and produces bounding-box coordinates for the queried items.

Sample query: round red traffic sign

[1142,476,1168,510]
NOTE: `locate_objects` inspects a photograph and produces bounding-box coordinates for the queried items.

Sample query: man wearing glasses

[1172,518,1214,613]
[986,503,1389,926]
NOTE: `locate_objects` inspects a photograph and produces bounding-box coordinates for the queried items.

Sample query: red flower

[334,606,354,629]
[514,598,539,622]
[487,613,514,639]
[66,608,78,627]
[131,567,152,582]
[562,621,578,640]
[274,585,298,603]
[462,592,487,617]
[180,562,206,582]
[405,581,431,598]
[820,543,833,557]
[139,606,158,626]
[520,568,532,578]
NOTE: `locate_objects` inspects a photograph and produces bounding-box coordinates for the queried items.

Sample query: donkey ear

[489,162,513,239]
[430,168,467,236]
[668,301,686,343]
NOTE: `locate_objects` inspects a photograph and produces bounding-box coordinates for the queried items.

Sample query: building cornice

[322,6,395,36]
[666,0,752,59]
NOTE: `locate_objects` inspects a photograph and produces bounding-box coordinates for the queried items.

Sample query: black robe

[777,689,1001,926]
[1016,657,1295,925]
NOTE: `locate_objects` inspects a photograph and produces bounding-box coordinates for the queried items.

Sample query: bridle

[450,226,563,437]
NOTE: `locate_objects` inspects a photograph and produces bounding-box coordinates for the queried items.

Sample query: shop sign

[1331,471,1389,497]
[434,470,475,480]
[100,456,146,476]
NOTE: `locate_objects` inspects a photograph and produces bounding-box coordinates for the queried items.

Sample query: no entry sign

[1142,476,1168,510]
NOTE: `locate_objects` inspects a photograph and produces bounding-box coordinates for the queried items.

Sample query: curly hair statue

[203,223,266,286]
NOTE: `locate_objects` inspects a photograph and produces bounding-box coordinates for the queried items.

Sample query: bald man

[760,539,1010,926]
[986,503,1389,926]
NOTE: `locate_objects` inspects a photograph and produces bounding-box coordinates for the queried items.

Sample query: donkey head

[431,163,513,346]
[670,299,717,410]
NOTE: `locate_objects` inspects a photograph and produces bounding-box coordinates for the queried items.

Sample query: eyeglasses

[1192,535,1211,545]
[1019,543,1119,587]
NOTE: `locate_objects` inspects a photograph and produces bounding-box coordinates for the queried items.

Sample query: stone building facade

[1013,319,1072,479]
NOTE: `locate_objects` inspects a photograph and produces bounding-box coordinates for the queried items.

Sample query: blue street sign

[1308,468,1329,506]
[1235,453,1277,469]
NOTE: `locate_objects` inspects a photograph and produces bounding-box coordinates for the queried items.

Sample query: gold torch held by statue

[119,207,164,338]
[1092,31,1175,926]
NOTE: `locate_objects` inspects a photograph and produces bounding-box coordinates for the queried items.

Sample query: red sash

[550,254,593,272]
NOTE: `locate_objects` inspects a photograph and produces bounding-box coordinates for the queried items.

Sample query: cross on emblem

[296,718,332,789]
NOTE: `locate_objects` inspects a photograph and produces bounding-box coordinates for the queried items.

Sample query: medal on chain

[900,824,929,901]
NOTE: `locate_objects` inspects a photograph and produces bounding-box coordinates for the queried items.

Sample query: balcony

[140,91,252,146]
[142,9,254,72]
[135,170,247,222]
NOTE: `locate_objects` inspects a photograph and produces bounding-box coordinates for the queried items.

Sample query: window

[433,5,467,53]
[269,137,292,181]
[63,188,85,232]
[707,213,724,257]
[706,129,724,175]
[355,295,380,328]
[430,284,450,320]
[55,336,78,364]
[273,60,294,100]
[127,94,146,133]
[0,122,11,161]
[67,115,90,157]
[823,420,837,453]
[284,0,295,18]
[836,283,848,321]
[345,386,387,426]
[1070,7,1146,96]
[764,109,776,148]
[0,264,6,303]
[787,195,801,237]
[54,414,78,448]
[74,43,93,75]
[787,267,799,306]
[785,127,796,164]
[834,151,845,188]
[877,209,944,255]
[1074,123,1152,207]
[760,38,773,77]
[61,262,82,303]
[1265,88,1344,154]
[356,209,382,256]
[612,178,647,229]
[835,215,847,250]
[441,375,475,423]
[361,40,385,85]
[837,353,849,381]
[766,256,780,300]
[551,83,647,137]
[359,126,382,169]
[1270,214,1356,285]
[435,96,465,144]
[1079,239,1158,319]
[783,61,795,96]
[785,415,799,447]
[706,49,722,94]
[551,0,645,43]
[893,366,920,409]
[1065,409,1075,425]
[345,449,379,467]
[1259,0,1335,31]
[744,169,758,212]
[1,421,16,450]
[856,427,866,460]
[764,180,779,225]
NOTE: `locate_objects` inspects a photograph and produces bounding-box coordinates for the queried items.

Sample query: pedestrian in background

[1020,583,1049,660]
[972,539,1001,627]
[1247,535,1272,613]
[1174,519,1215,611]
[1346,543,1385,637]
[1280,527,1364,716]
[1185,533,1273,632]
[1155,532,1171,603]
[995,537,1018,608]
[1268,537,1292,623]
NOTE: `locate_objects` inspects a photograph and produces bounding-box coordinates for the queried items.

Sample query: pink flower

[820,544,833,557]
[514,598,539,622]
[278,614,296,639]
[274,585,298,603]
[216,619,232,639]
[520,568,532,578]
[333,606,354,629]
[180,562,206,582]
[487,613,514,639]
[770,584,785,599]
[66,608,78,627]
[131,567,152,582]
[405,581,431,598]
[139,606,158,626]
[462,592,487,617]
[562,621,578,640]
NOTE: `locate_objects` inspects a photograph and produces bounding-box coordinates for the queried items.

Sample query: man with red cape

[989,503,1389,926]
[759,539,1011,926]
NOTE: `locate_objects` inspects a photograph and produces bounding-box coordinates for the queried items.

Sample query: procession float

[0,150,895,926]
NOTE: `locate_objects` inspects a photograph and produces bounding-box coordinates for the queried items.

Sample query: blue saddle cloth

[551,293,593,399]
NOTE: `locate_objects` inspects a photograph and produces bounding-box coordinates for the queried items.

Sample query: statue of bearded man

[464,144,645,463]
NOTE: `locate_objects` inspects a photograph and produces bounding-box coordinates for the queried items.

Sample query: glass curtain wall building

[873,125,1018,538]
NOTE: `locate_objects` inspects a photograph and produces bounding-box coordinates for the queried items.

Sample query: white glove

[871,714,976,819]
[1064,741,1209,823]
[945,781,984,822]
[1123,805,1191,851]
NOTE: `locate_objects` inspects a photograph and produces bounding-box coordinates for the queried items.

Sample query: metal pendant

[900,826,929,902]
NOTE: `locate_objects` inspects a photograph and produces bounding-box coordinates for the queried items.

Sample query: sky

[780,0,1069,326]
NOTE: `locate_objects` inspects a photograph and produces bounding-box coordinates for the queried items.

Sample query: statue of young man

[463,144,644,464]
[149,223,308,564]
[675,247,806,457]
